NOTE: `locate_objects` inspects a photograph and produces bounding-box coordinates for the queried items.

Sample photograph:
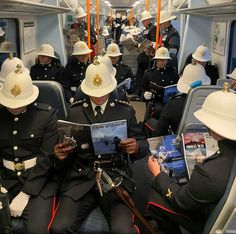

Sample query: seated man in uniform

[59,41,92,104]
[147,84,236,233]
[142,47,179,119]
[106,43,136,95]
[0,65,59,233]
[149,63,211,136]
[49,60,149,234]
[30,43,63,81]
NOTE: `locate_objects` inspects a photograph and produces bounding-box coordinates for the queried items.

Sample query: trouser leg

[49,191,97,234]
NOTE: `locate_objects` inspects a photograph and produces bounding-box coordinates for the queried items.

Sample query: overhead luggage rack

[0,0,72,16]
[177,1,236,16]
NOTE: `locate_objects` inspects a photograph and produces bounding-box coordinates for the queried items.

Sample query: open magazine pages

[148,135,188,184]
[182,132,219,177]
[57,120,92,153]
[58,119,128,155]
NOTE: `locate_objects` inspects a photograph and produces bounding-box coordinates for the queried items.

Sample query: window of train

[0,18,20,69]
[228,21,236,72]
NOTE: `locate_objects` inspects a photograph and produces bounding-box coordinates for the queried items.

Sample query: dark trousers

[148,190,204,234]
[49,186,136,234]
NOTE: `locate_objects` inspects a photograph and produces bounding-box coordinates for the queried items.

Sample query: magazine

[90,119,127,155]
[182,132,219,177]
[58,119,127,155]
[138,38,152,52]
[148,135,188,184]
[58,120,92,153]
[150,81,178,103]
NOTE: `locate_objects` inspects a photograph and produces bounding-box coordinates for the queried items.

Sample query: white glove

[0,202,2,210]
[10,191,30,217]
[144,91,153,100]
[124,78,131,90]
[69,97,74,104]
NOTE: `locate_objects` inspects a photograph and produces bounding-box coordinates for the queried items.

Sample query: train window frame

[0,18,20,58]
[227,20,236,73]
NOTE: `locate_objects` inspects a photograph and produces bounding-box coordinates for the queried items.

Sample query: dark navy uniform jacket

[150,139,236,226]
[113,62,136,94]
[154,93,186,136]
[0,103,58,199]
[58,96,149,201]
[59,60,90,101]
[30,62,63,81]
[160,24,180,52]
[143,23,157,42]
[142,65,179,102]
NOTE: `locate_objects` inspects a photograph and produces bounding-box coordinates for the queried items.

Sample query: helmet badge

[10,84,22,97]
[93,74,102,86]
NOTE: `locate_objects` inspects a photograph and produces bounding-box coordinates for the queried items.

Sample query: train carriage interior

[0,0,236,233]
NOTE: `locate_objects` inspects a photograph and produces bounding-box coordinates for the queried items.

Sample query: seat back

[33,80,68,120]
[204,158,236,234]
[177,85,221,135]
[216,78,232,87]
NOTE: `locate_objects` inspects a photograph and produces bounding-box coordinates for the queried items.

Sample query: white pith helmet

[154,47,171,60]
[81,60,117,97]
[192,45,211,62]
[227,68,236,80]
[97,54,116,77]
[0,54,29,81]
[0,41,13,53]
[0,27,5,37]
[102,29,109,37]
[0,64,39,108]
[106,43,122,57]
[140,11,153,21]
[74,6,87,18]
[194,83,236,140]
[36,43,58,59]
[160,10,176,24]
[116,13,121,19]
[72,41,92,55]
[177,63,211,94]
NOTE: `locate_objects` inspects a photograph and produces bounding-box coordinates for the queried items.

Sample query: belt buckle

[94,161,100,171]
[14,162,24,171]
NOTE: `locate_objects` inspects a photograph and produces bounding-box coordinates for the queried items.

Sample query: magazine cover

[57,120,92,152]
[149,82,178,104]
[163,84,178,104]
[148,135,188,184]
[90,119,128,155]
[182,132,219,177]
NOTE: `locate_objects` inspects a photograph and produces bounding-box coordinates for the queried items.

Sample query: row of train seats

[32,80,236,233]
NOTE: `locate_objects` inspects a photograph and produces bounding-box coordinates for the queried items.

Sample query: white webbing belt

[3,157,37,171]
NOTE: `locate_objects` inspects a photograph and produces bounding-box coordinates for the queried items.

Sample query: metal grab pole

[96,0,100,53]
[155,0,161,50]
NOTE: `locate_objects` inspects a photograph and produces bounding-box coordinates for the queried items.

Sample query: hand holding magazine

[57,119,127,155]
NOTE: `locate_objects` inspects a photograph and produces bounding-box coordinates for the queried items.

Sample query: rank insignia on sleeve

[166,188,172,198]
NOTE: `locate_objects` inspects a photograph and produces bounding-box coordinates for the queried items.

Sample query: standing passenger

[0,65,59,233]
[71,6,97,58]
